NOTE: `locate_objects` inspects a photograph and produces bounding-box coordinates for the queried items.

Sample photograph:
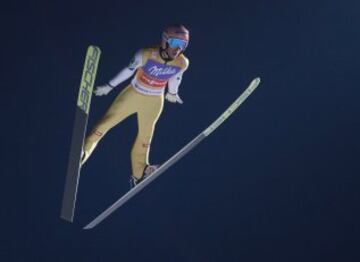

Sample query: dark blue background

[4,0,360,261]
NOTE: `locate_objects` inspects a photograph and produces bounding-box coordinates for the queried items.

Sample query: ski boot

[130,165,159,188]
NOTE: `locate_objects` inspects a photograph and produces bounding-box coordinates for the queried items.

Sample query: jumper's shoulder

[136,46,159,63]
[177,54,189,70]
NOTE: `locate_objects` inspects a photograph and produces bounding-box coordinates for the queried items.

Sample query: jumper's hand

[94,84,113,96]
[165,92,183,104]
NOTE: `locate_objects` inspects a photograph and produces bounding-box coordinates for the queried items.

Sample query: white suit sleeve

[167,70,185,94]
[108,50,142,87]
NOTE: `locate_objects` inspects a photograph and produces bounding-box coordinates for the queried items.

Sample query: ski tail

[60,46,101,222]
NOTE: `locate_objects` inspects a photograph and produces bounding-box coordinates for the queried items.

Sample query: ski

[61,46,101,222]
[83,77,261,229]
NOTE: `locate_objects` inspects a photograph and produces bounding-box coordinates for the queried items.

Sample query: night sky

[4,0,360,261]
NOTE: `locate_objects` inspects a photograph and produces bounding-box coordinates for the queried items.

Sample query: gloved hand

[165,92,183,104]
[93,84,114,96]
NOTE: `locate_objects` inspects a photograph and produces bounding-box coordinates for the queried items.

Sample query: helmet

[161,24,190,50]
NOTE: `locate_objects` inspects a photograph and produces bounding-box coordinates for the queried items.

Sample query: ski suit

[82,47,189,179]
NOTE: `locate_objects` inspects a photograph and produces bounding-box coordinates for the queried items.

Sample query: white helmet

[161,24,190,51]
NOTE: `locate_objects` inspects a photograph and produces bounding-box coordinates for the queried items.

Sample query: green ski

[61,46,101,222]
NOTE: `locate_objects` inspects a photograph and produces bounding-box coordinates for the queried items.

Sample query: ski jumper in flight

[81,24,190,186]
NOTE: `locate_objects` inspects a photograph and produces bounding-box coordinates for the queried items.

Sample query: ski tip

[88,45,101,53]
[89,45,100,49]
[253,77,261,84]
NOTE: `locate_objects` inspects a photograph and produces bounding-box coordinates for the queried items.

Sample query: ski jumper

[82,47,189,179]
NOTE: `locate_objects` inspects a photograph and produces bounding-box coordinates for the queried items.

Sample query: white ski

[83,77,261,229]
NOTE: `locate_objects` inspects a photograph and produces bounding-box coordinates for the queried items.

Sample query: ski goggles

[167,38,188,50]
